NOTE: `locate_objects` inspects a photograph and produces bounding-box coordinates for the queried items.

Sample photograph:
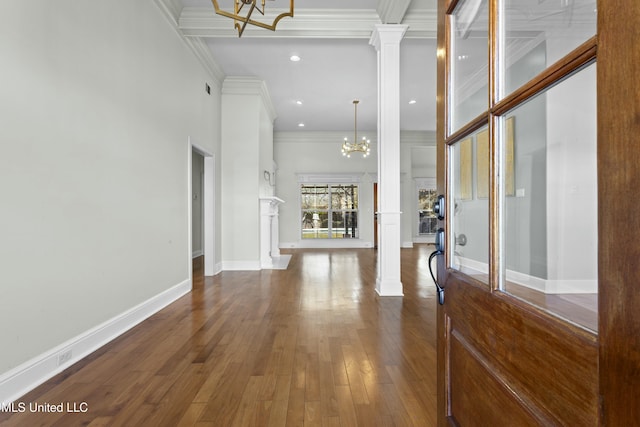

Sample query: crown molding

[183,37,225,84]
[274,130,435,144]
[222,77,277,123]
[153,0,224,84]
[179,8,379,38]
[401,9,438,38]
[275,131,378,145]
[154,0,183,26]
[178,7,436,39]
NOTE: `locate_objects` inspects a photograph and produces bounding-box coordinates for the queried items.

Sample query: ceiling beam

[178,7,436,39]
[377,0,412,24]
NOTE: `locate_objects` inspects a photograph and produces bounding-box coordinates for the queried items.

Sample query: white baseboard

[221,260,261,271]
[280,240,374,249]
[0,279,191,405]
[413,235,435,244]
[213,262,223,276]
[262,254,292,270]
[192,249,203,259]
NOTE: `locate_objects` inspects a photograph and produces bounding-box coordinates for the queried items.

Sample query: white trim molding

[282,240,374,249]
[296,173,363,184]
[177,7,436,39]
[222,77,277,124]
[0,279,191,405]
[221,261,262,271]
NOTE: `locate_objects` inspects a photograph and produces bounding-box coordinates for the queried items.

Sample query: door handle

[429,227,445,305]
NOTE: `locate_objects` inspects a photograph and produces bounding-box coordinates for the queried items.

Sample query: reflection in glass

[500,0,597,99]
[502,64,597,330]
[449,0,489,133]
[450,129,489,283]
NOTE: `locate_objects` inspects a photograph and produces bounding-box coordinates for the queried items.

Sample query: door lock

[433,195,445,220]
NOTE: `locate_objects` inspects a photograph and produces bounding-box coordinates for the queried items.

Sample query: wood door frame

[597,0,640,423]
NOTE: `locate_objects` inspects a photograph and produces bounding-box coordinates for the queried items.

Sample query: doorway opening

[190,138,215,281]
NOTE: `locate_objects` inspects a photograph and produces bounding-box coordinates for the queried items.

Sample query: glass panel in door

[500,0,597,99]
[449,0,489,133]
[501,63,597,331]
[449,128,490,283]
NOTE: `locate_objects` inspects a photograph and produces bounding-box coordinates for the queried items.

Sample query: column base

[375,278,404,296]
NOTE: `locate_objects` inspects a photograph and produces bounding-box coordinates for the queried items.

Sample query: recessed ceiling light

[290,55,301,62]
[457,54,469,61]
[409,99,417,105]
[296,100,303,105]
[298,122,305,127]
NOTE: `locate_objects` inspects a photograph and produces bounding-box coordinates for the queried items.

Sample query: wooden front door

[436,0,640,425]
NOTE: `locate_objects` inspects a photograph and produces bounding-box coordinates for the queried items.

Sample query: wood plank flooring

[0,247,439,427]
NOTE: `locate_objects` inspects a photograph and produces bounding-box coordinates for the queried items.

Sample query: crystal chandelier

[210,0,294,37]
[341,100,371,158]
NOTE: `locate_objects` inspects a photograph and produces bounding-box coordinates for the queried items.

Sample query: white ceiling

[175,0,439,132]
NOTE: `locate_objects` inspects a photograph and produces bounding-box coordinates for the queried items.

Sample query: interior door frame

[435,0,640,425]
[190,138,216,277]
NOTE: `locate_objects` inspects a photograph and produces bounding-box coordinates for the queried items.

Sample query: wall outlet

[57,350,72,366]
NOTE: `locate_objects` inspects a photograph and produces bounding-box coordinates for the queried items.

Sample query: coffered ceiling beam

[178,7,436,39]
[377,0,413,24]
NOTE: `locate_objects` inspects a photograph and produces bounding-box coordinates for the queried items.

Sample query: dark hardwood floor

[0,246,439,426]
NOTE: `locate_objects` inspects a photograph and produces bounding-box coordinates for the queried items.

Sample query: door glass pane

[450,128,489,284]
[500,0,597,99]
[502,63,597,331]
[449,0,489,133]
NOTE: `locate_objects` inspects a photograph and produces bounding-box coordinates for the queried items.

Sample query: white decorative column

[370,24,408,296]
[260,197,284,269]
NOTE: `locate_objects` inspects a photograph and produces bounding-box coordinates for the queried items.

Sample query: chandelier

[341,100,371,158]
[210,0,294,37]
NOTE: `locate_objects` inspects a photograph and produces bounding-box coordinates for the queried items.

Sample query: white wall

[0,0,219,385]
[274,131,435,248]
[259,107,276,198]
[546,63,597,285]
[220,78,276,268]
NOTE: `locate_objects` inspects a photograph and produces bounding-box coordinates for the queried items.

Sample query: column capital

[369,24,409,51]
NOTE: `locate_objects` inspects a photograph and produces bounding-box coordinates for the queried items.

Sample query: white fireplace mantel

[259,197,289,269]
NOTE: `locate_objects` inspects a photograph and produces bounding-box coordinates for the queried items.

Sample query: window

[301,184,359,239]
[417,183,438,235]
